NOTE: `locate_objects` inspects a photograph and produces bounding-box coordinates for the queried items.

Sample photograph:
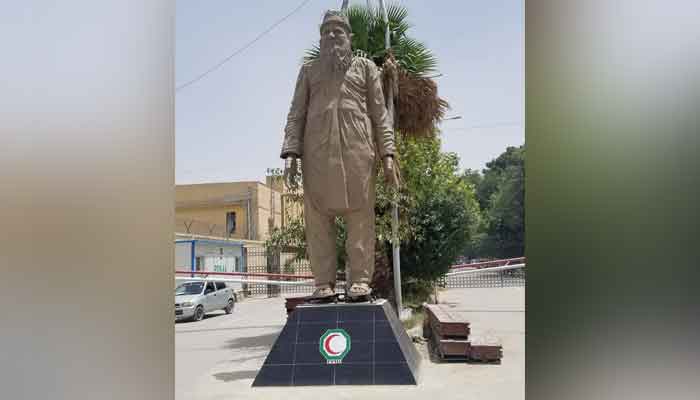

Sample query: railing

[442,260,526,288]
[175,254,526,296]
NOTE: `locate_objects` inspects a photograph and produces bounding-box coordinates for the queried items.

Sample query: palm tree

[305,3,448,138]
[306,3,436,76]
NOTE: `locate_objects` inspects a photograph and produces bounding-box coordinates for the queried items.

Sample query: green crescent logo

[319,328,351,364]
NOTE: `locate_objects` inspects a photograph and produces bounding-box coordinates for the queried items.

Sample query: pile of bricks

[423,303,503,363]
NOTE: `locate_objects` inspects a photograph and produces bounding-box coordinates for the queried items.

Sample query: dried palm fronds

[393,68,449,139]
[382,52,449,139]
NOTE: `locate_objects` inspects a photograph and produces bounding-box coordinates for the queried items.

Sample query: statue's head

[319,10,353,74]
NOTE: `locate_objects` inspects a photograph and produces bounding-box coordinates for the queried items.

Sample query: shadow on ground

[219,354,268,364]
[213,370,259,382]
[222,331,280,351]
[175,312,228,324]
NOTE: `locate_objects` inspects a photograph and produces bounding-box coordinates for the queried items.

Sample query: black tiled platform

[252,299,420,386]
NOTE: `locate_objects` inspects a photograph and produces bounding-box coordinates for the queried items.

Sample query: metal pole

[378,0,403,317]
[392,198,402,315]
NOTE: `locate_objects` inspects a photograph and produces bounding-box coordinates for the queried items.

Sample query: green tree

[461,168,483,190]
[472,145,525,258]
[477,146,524,209]
[395,136,481,299]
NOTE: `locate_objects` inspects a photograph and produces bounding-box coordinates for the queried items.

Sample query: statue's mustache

[321,39,349,51]
[319,38,352,73]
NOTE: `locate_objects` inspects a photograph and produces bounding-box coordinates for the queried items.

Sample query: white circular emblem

[325,333,347,354]
[320,329,351,363]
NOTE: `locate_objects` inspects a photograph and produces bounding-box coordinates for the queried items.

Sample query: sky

[176,0,523,184]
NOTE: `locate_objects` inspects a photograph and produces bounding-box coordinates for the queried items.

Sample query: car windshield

[175,282,204,295]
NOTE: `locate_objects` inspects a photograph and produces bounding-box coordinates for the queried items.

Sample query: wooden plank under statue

[252,300,421,386]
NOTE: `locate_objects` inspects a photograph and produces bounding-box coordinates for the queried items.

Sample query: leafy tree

[461,168,483,190]
[396,136,481,294]
[469,146,522,210]
[469,145,525,258]
[481,164,524,257]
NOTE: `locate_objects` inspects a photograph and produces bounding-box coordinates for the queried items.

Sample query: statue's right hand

[284,156,299,190]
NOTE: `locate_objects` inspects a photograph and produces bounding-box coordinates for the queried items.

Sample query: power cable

[442,122,523,132]
[176,0,313,92]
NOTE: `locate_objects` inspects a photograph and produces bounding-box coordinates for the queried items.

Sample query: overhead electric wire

[176,0,313,92]
[442,122,523,132]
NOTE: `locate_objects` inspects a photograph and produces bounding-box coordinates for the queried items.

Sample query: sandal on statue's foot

[310,286,335,299]
[346,282,372,300]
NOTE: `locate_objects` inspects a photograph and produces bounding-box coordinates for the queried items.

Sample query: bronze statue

[281,10,398,300]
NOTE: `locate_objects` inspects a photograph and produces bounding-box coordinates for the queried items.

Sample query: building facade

[174,177,309,297]
[175,180,286,241]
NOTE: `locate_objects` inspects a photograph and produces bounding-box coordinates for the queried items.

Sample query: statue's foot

[346,282,372,300]
[310,285,335,299]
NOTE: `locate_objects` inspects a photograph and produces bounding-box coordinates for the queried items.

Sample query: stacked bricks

[423,303,503,363]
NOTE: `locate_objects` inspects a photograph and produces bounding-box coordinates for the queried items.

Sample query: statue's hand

[383,156,399,188]
[284,156,300,190]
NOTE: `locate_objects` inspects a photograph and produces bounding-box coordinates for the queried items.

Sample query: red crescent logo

[323,333,341,355]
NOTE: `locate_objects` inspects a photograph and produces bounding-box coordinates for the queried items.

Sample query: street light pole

[377,0,404,319]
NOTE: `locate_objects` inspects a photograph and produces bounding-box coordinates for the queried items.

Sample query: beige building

[175,176,300,242]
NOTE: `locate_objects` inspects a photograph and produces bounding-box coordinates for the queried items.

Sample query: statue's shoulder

[351,56,380,76]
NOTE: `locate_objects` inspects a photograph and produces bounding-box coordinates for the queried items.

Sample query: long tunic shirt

[280,57,395,214]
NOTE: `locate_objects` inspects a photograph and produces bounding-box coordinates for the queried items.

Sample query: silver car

[175,280,235,322]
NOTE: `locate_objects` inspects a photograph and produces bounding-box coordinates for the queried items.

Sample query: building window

[226,212,236,235]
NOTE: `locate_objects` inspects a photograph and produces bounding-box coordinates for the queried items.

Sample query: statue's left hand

[284,156,300,191]
[383,156,399,188]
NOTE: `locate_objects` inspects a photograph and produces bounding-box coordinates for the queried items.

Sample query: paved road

[176,287,524,400]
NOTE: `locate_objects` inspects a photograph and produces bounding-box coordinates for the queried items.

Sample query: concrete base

[252,299,421,386]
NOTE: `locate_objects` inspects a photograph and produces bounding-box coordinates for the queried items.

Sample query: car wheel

[193,305,205,322]
[224,299,234,314]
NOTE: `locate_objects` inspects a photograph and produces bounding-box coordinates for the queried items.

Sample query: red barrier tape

[175,269,314,280]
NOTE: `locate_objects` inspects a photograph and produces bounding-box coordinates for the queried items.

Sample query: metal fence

[440,267,526,288]
[241,246,525,297]
[244,246,314,297]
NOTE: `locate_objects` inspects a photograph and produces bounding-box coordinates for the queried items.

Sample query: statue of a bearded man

[280,10,398,300]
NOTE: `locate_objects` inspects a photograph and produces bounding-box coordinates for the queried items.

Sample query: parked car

[175,280,235,322]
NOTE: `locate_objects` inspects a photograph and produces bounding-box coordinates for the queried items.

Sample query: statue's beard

[320,39,352,76]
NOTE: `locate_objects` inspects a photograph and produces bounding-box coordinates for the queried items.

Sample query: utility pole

[378,0,404,318]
